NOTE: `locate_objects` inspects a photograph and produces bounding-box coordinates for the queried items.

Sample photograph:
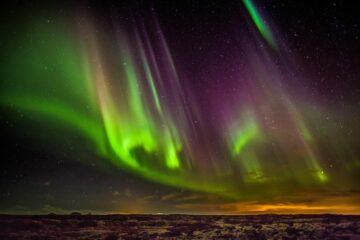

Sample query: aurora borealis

[1,0,359,214]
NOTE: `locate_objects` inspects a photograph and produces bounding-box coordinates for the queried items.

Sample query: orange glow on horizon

[176,200,360,215]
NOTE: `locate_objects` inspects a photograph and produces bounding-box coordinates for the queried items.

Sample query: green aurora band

[242,0,277,49]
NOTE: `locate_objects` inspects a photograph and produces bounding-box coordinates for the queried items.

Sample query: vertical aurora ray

[229,113,259,156]
[226,111,266,183]
[134,28,162,114]
[284,98,329,183]
[133,25,182,169]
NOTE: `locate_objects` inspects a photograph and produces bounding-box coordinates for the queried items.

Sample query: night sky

[1,0,359,214]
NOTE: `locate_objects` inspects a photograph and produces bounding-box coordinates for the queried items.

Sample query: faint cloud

[143,195,154,200]
[44,181,51,186]
[160,192,181,201]
[176,194,203,202]
[124,188,132,197]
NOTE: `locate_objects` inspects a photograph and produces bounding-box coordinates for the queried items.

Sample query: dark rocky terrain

[0,214,359,239]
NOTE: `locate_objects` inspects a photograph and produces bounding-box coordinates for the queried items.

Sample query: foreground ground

[0,214,359,239]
